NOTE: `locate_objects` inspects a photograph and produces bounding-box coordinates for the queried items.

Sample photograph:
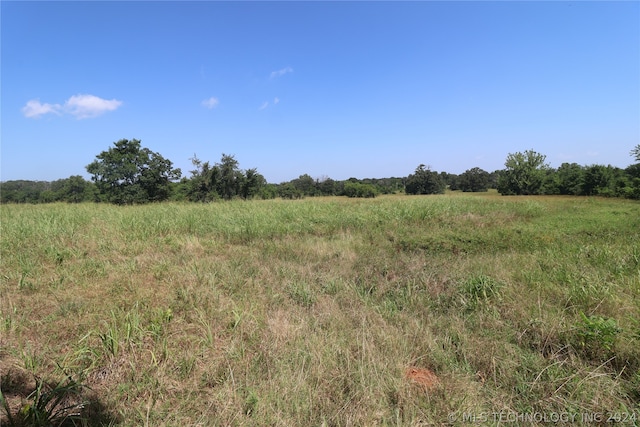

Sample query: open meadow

[1,193,639,426]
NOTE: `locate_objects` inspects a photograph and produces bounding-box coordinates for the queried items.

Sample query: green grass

[1,194,639,425]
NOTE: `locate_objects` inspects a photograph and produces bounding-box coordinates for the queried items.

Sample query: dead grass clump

[265,309,303,344]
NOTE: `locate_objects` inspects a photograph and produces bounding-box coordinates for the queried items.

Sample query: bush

[343,182,378,198]
[279,183,304,199]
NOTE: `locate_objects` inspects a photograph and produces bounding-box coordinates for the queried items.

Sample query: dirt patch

[405,366,440,390]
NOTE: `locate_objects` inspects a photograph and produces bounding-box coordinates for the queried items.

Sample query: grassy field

[1,193,639,426]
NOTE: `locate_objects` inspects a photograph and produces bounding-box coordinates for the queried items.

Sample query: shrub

[343,182,378,198]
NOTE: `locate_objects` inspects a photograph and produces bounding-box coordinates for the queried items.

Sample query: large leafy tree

[555,163,584,195]
[627,145,640,199]
[582,164,630,197]
[187,155,218,202]
[241,168,267,199]
[317,177,337,196]
[440,172,460,191]
[291,174,318,197]
[86,139,181,204]
[51,175,96,202]
[497,150,549,195]
[187,153,265,201]
[405,164,445,195]
[278,183,304,199]
[217,153,242,200]
[458,167,490,192]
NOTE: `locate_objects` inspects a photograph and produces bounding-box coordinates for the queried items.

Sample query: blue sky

[2,1,638,183]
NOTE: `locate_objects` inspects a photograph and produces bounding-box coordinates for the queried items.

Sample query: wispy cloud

[201,97,219,109]
[270,66,293,79]
[22,100,62,118]
[259,97,281,110]
[22,94,122,119]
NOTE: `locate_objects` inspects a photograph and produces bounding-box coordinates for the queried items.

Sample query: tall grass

[1,194,639,425]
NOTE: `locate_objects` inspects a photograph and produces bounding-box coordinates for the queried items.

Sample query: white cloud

[202,97,219,109]
[273,97,280,105]
[64,94,122,119]
[22,94,122,119]
[21,100,62,118]
[270,66,293,79]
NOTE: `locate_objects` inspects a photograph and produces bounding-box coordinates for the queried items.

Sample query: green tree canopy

[405,164,445,195]
[291,174,318,197]
[458,167,490,192]
[187,153,265,201]
[186,155,218,202]
[555,163,584,195]
[0,180,50,203]
[52,175,96,202]
[343,182,379,198]
[278,183,304,199]
[241,168,267,199]
[217,154,242,200]
[86,139,181,204]
[497,150,549,195]
[623,146,640,199]
[317,177,337,196]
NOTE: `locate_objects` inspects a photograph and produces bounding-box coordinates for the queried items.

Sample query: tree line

[2,139,639,204]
